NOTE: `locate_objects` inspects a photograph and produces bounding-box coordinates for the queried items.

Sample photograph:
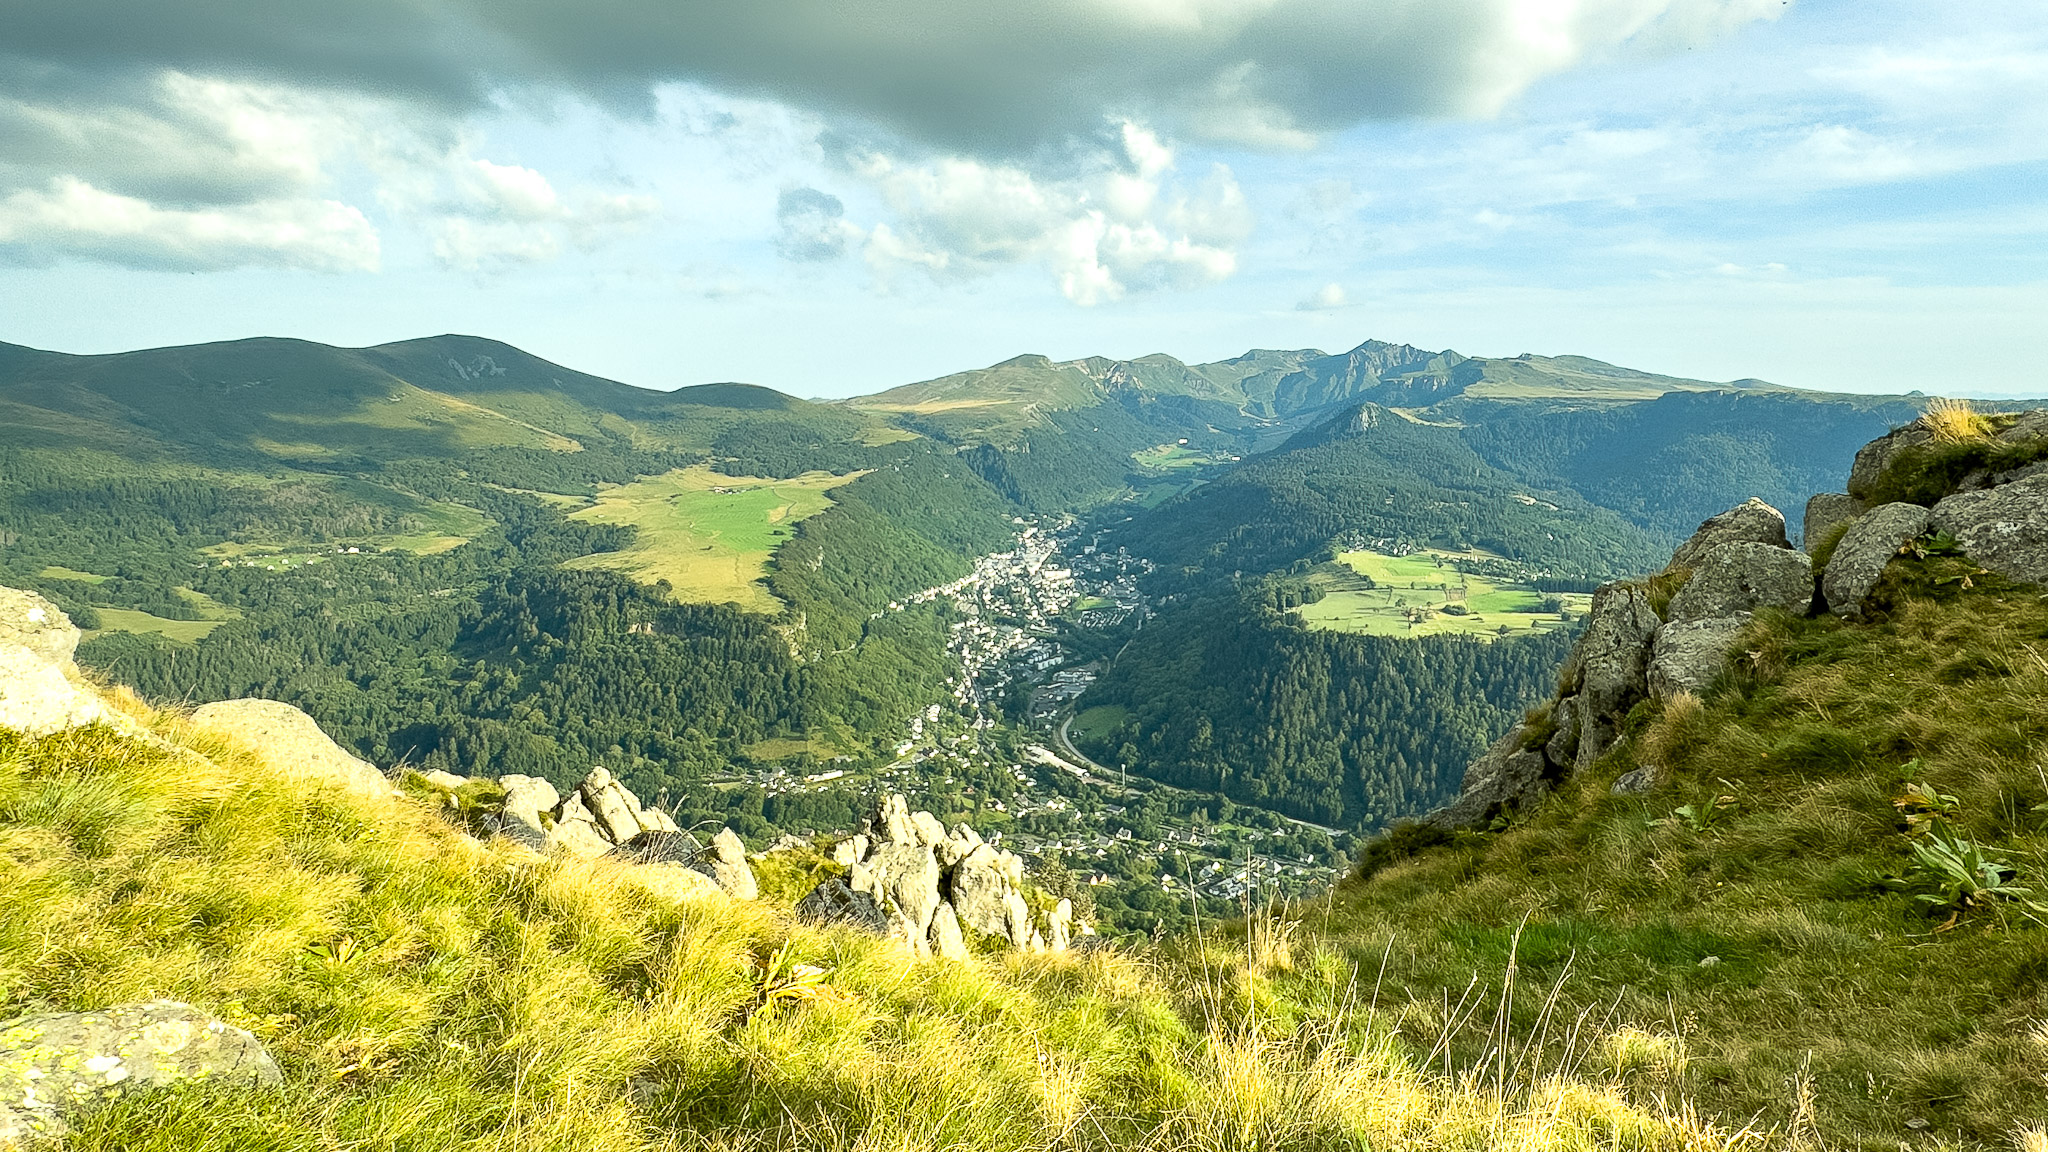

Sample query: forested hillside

[1453,390,1924,544]
[1073,597,1572,827]
[1115,404,1666,586]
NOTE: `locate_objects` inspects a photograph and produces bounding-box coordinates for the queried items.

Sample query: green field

[1069,704,1132,745]
[89,588,241,643]
[1132,442,1233,472]
[564,466,861,612]
[1293,549,1591,639]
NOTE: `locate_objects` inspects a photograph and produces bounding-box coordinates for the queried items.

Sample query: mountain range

[0,330,1927,843]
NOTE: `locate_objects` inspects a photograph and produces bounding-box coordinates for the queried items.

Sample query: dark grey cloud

[774,187,849,261]
[0,0,1782,154]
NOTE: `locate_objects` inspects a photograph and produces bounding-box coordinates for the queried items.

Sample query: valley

[0,331,1923,912]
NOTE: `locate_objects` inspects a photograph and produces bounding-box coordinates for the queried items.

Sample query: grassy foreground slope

[2,692,1743,1152]
[1323,560,2048,1149]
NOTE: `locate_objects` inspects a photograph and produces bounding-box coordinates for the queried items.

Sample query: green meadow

[1294,548,1590,639]
[564,466,860,612]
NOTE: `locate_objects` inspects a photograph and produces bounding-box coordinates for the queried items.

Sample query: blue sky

[1,0,2043,397]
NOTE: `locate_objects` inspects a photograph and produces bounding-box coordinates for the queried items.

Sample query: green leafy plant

[1892,826,2042,929]
[1893,781,1960,836]
[1656,791,1736,832]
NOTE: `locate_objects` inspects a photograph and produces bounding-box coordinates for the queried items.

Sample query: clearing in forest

[1294,548,1592,639]
[563,466,861,612]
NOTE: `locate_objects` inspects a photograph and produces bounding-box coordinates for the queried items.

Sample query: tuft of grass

[1643,567,1693,621]
[1921,397,1993,445]
[1809,519,1853,571]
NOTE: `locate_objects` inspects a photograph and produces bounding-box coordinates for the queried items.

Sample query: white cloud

[0,177,378,271]
[1296,282,1346,310]
[4,0,1787,156]
[848,122,1251,304]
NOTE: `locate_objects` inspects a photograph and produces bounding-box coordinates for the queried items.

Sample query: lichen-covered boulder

[1847,423,1934,501]
[496,775,560,836]
[0,587,81,668]
[577,766,650,843]
[829,834,869,867]
[630,862,723,902]
[1803,493,1864,552]
[1425,731,1549,830]
[950,843,1024,940]
[0,1001,279,1143]
[0,644,117,738]
[611,829,704,866]
[1569,582,1662,770]
[189,698,389,798]
[861,841,940,949]
[1820,502,1934,619]
[795,877,892,936]
[697,827,759,900]
[1932,474,2048,588]
[930,902,969,961]
[544,793,613,858]
[1665,543,1813,623]
[1669,499,1791,570]
[1648,616,1750,699]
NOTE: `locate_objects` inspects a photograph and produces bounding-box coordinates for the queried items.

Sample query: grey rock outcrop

[612,829,704,866]
[546,792,614,858]
[0,587,81,667]
[700,827,759,900]
[0,1001,279,1144]
[1427,734,1550,829]
[1569,582,1662,771]
[632,863,723,901]
[930,902,969,960]
[497,775,561,837]
[1932,474,2048,587]
[0,644,118,737]
[578,765,677,843]
[1847,423,1934,501]
[1428,499,1822,829]
[796,877,892,935]
[1665,543,1812,623]
[1821,502,1934,619]
[1804,493,1864,550]
[191,698,390,799]
[1669,499,1790,569]
[800,795,1073,960]
[1648,616,1751,699]
[0,586,133,740]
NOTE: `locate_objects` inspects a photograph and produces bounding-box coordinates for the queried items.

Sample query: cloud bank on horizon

[0,0,1778,287]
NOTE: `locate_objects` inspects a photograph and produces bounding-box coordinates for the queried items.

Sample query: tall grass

[3,696,1743,1152]
[1920,397,1992,445]
[1323,559,2048,1149]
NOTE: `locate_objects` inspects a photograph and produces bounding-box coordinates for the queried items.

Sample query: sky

[0,0,2044,398]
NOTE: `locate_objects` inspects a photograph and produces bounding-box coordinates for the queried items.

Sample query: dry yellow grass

[1921,397,1993,444]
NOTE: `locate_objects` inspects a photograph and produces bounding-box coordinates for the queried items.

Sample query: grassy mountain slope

[0,336,892,471]
[2,693,1744,1152]
[1322,547,2048,1149]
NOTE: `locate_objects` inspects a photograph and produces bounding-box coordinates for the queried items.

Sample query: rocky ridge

[1429,407,2048,827]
